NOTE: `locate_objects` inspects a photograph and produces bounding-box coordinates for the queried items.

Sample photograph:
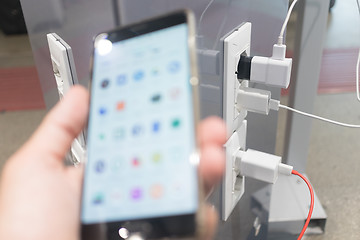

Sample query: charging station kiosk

[20,0,329,239]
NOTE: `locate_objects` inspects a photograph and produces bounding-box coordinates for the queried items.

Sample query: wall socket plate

[47,33,86,164]
[47,33,78,99]
[223,22,251,135]
[222,22,251,221]
[222,120,247,221]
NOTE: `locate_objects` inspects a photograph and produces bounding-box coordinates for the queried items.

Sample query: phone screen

[82,20,198,225]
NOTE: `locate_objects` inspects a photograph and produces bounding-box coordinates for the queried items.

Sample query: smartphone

[81,10,202,240]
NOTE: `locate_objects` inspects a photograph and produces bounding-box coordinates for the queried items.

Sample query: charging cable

[276,103,360,128]
[234,148,314,239]
[292,170,315,240]
[198,0,215,42]
[280,0,360,103]
[278,0,299,45]
[240,0,359,98]
[236,87,360,128]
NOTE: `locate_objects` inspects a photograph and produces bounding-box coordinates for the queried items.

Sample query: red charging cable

[292,170,315,240]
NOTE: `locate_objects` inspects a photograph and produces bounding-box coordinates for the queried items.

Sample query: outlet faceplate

[223,22,251,135]
[47,33,86,165]
[222,121,247,221]
[222,23,251,221]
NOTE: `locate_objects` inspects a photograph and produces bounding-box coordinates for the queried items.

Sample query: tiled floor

[0,30,45,171]
[0,0,359,239]
[0,30,34,67]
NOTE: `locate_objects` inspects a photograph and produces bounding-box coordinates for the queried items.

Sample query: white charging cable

[198,0,215,37]
[278,0,299,45]
[276,103,360,129]
[280,0,360,103]
[236,87,360,128]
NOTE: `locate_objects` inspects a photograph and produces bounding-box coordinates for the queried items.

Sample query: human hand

[0,86,226,240]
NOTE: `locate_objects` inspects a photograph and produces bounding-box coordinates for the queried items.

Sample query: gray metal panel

[267,175,327,236]
[284,0,330,172]
[21,0,289,239]
[269,0,330,237]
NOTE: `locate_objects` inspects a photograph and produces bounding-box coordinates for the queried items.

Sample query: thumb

[20,86,89,164]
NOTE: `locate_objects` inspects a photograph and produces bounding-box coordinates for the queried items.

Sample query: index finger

[198,117,227,193]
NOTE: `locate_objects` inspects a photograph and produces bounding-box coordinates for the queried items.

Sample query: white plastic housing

[223,22,251,136]
[47,33,78,98]
[223,121,247,221]
[250,48,292,89]
[238,149,282,184]
[236,87,271,115]
[222,23,251,221]
[71,138,86,164]
[47,33,86,164]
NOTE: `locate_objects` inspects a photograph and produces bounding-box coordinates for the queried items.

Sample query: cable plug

[236,86,280,115]
[234,148,293,184]
[236,87,271,115]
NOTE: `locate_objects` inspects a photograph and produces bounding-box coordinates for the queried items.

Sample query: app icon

[113,127,125,140]
[152,121,161,133]
[171,118,181,128]
[133,70,145,81]
[168,61,180,73]
[101,79,110,88]
[150,184,164,199]
[98,133,106,140]
[131,157,141,167]
[92,192,105,205]
[150,94,162,103]
[99,107,107,116]
[130,187,143,200]
[169,87,182,100]
[116,74,127,86]
[152,153,162,164]
[116,101,126,111]
[95,160,106,173]
[132,125,143,136]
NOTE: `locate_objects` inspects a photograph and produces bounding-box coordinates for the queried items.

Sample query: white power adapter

[250,44,292,89]
[237,44,292,89]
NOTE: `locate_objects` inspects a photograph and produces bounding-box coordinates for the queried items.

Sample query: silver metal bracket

[47,33,86,164]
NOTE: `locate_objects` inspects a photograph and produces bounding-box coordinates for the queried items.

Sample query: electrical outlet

[222,120,247,221]
[222,23,251,221]
[223,22,251,135]
[47,33,79,99]
[47,33,86,165]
